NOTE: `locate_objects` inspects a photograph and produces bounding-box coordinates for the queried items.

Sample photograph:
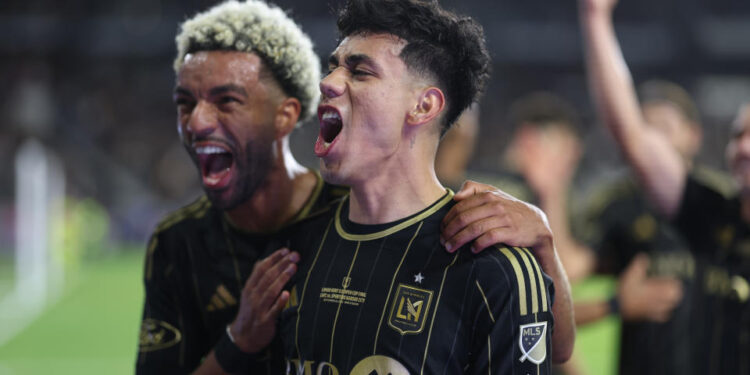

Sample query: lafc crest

[388,284,433,335]
[519,322,547,364]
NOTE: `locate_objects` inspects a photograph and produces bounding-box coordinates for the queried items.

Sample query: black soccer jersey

[674,175,750,375]
[280,191,555,374]
[583,172,706,375]
[136,173,346,374]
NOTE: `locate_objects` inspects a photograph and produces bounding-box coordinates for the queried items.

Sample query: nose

[319,68,346,100]
[184,101,218,141]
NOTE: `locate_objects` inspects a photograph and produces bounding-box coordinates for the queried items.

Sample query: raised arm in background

[579,0,687,217]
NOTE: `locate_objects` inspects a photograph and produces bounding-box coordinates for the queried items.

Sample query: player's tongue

[316,109,342,156]
[197,151,234,188]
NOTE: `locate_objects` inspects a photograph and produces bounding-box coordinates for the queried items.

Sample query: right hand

[229,248,300,353]
[441,180,553,254]
[618,253,683,322]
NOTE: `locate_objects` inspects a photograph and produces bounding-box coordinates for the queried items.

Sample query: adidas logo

[206,284,237,312]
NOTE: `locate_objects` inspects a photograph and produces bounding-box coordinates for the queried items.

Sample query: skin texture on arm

[441,181,575,363]
[579,0,687,217]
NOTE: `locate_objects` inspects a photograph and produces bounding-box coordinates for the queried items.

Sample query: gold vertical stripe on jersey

[499,246,527,316]
[420,251,460,375]
[521,247,548,312]
[487,335,492,375]
[475,280,495,323]
[295,218,334,358]
[329,241,362,362]
[515,247,539,314]
[373,222,424,354]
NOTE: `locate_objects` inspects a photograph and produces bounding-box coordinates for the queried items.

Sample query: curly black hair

[336,0,491,134]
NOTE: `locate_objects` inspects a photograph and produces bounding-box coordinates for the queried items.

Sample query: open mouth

[194,145,235,189]
[315,107,343,156]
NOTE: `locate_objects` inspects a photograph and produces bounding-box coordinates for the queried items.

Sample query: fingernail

[471,246,478,254]
[289,252,300,262]
[439,237,445,246]
[280,248,289,256]
[445,242,452,252]
[285,264,296,274]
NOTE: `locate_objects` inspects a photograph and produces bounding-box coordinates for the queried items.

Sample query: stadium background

[0,0,749,373]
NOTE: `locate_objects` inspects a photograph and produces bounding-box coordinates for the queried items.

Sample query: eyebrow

[173,87,193,98]
[209,84,247,97]
[173,84,248,98]
[328,53,379,71]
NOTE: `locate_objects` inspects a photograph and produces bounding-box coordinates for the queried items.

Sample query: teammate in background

[243,0,573,372]
[436,93,687,375]
[580,0,750,373]
[136,1,574,374]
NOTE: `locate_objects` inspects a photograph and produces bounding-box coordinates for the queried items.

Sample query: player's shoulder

[690,164,736,199]
[152,195,215,236]
[584,171,641,216]
[288,171,349,225]
[472,245,552,316]
[289,186,347,230]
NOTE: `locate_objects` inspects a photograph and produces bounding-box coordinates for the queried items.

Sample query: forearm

[580,9,644,157]
[537,191,594,282]
[535,239,575,363]
[574,300,612,326]
[580,6,686,216]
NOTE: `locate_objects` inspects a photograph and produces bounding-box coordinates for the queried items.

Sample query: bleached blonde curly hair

[174,0,320,122]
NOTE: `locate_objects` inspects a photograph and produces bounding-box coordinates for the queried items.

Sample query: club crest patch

[139,318,182,352]
[388,283,433,335]
[518,322,547,364]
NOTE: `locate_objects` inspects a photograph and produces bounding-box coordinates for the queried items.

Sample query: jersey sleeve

[468,246,554,375]
[135,232,206,374]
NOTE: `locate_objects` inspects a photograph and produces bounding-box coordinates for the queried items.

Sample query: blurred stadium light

[0,139,65,347]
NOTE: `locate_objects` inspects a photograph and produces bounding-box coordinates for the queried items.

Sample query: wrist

[228,321,261,354]
[214,325,265,373]
[607,295,620,315]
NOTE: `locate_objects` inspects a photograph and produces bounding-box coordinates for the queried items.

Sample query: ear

[274,97,302,138]
[406,87,445,126]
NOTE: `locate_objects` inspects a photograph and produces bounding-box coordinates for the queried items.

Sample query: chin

[204,189,238,210]
[320,167,343,186]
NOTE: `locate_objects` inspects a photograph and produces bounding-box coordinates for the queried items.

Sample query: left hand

[440,180,553,254]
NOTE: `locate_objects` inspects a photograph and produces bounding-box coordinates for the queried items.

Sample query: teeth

[194,146,226,155]
[321,111,341,122]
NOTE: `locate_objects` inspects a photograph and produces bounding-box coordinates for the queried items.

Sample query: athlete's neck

[226,138,317,232]
[348,153,445,225]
